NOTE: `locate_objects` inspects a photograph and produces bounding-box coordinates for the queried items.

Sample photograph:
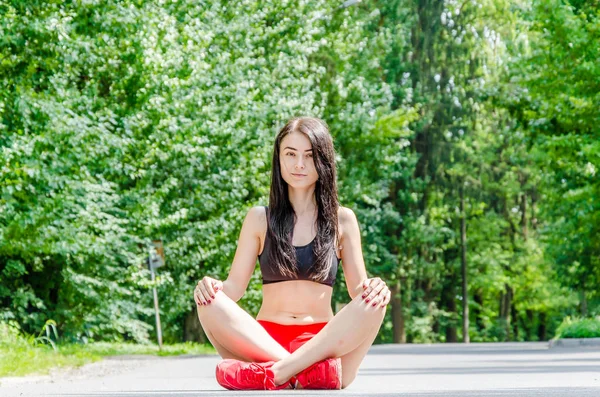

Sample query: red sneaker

[293,357,342,389]
[215,359,291,390]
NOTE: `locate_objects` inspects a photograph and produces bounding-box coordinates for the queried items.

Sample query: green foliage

[0,0,392,342]
[501,0,600,307]
[554,317,600,339]
[33,319,59,351]
[0,0,597,349]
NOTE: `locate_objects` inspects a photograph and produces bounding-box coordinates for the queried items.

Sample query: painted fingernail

[362,294,366,298]
[372,302,377,307]
[211,295,215,299]
[207,300,211,303]
[365,298,370,303]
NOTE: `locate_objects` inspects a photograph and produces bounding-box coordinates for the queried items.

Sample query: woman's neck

[287,185,317,217]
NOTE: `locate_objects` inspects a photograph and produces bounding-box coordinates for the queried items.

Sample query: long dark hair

[267,117,339,283]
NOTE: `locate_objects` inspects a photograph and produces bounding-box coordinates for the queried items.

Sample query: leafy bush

[554,316,600,339]
[0,319,58,349]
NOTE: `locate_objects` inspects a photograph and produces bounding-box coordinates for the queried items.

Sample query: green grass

[553,316,600,339]
[0,322,215,378]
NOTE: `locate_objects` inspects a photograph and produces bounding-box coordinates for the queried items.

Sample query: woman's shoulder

[247,206,268,223]
[337,205,356,225]
[337,206,358,243]
[246,206,268,235]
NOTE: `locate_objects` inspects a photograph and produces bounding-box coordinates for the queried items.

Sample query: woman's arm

[339,207,391,308]
[221,206,266,302]
[338,207,369,299]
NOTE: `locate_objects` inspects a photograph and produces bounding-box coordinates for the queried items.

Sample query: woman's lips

[291,173,307,177]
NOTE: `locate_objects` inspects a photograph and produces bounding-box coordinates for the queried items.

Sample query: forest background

[1,0,598,348]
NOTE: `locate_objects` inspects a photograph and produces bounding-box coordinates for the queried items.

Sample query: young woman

[193,117,390,390]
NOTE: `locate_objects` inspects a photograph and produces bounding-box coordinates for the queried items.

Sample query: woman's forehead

[281,131,312,151]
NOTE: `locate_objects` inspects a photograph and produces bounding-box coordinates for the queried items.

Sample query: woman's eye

[287,152,295,156]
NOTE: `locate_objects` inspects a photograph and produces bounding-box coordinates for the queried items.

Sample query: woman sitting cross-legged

[193,116,390,390]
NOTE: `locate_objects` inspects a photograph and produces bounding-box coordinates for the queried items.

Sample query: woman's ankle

[269,361,292,386]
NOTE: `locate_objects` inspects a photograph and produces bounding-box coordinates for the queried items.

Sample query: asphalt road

[1,342,599,396]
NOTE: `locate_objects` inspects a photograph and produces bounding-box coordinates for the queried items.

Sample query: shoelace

[239,363,267,388]
[303,364,322,386]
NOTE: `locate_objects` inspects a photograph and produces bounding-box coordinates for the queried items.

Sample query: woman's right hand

[194,276,223,306]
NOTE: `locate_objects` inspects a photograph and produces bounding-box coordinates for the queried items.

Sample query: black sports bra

[258,207,340,287]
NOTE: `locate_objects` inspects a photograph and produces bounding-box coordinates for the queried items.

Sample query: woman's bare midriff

[256,280,335,325]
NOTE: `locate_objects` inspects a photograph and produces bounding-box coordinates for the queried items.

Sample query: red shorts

[258,320,328,353]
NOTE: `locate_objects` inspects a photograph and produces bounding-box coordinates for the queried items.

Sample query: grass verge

[0,322,215,378]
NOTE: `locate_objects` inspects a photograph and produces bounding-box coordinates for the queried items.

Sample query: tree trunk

[538,312,547,341]
[520,193,528,241]
[391,280,406,343]
[580,289,588,317]
[184,308,207,343]
[473,288,485,332]
[499,284,513,341]
[441,246,459,342]
[460,184,469,343]
[440,263,458,342]
[531,188,538,230]
[525,309,534,340]
[511,299,519,341]
[444,290,458,343]
[506,285,513,341]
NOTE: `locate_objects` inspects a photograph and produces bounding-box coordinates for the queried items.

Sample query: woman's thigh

[202,327,247,361]
[195,290,290,362]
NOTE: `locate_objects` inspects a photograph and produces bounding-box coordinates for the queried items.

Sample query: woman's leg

[270,293,385,388]
[196,290,291,362]
[338,314,383,388]
[202,328,242,361]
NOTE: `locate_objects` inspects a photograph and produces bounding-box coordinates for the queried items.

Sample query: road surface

[1,342,599,396]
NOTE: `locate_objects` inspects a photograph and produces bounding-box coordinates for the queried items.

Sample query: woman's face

[279,131,319,188]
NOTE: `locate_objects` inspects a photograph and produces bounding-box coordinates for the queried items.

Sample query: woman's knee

[349,293,387,324]
[195,290,229,317]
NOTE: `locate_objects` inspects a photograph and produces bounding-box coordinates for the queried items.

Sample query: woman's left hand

[362,277,391,308]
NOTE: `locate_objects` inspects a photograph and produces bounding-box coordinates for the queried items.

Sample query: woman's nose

[295,157,305,169]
